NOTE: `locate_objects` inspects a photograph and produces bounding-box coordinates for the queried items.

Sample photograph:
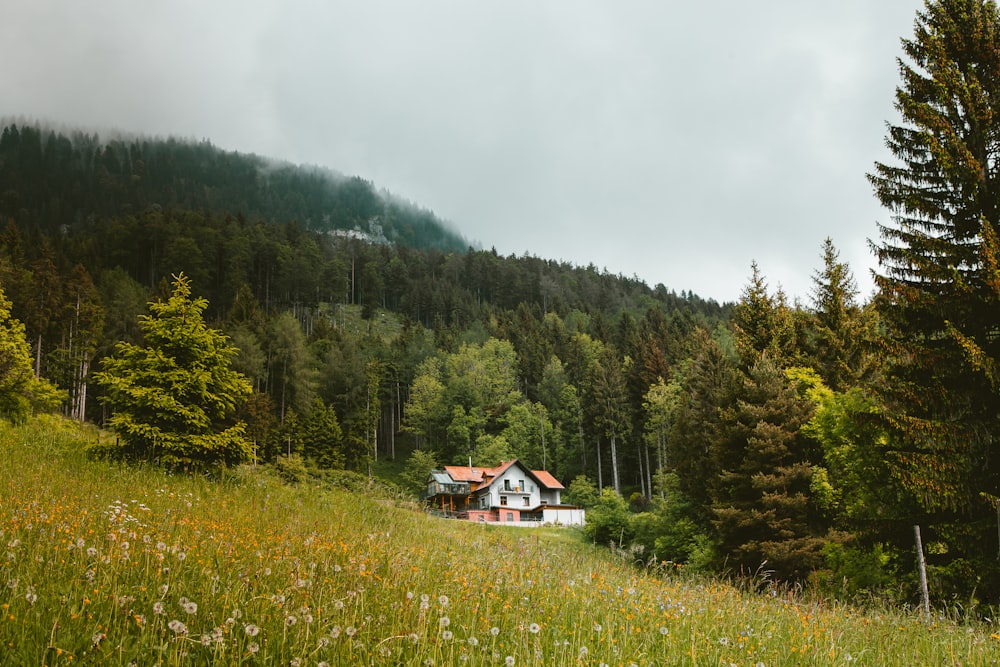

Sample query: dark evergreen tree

[711,355,823,581]
[868,0,1000,519]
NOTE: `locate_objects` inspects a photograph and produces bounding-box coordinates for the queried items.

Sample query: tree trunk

[610,434,620,496]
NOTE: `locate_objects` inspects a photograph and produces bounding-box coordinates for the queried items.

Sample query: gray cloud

[0,0,924,303]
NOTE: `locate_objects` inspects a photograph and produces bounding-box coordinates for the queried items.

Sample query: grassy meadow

[0,417,998,666]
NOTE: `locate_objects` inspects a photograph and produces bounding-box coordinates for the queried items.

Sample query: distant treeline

[0,121,468,252]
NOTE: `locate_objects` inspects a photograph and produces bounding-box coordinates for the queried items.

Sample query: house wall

[541,507,585,526]
[489,466,539,510]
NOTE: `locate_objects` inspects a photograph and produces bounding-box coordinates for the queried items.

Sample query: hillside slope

[0,417,994,666]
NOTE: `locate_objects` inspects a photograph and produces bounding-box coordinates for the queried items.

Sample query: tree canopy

[95,274,253,468]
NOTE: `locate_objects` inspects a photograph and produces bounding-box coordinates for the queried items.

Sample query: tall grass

[0,416,997,665]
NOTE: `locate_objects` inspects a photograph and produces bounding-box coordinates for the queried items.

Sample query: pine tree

[95,273,253,468]
[868,0,1000,515]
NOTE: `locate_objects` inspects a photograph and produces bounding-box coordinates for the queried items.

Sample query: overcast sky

[1,1,925,304]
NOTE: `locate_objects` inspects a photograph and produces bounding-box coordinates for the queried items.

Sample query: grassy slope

[0,417,997,666]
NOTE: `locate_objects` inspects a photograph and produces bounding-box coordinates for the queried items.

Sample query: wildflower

[212,627,224,643]
[200,634,212,646]
[153,602,165,615]
[244,623,260,637]
[318,636,330,648]
[285,614,298,626]
[593,623,603,632]
[158,584,169,597]
[330,626,342,639]
[290,659,302,667]
[345,626,357,637]
[424,660,435,666]
[440,616,451,628]
[86,547,97,557]
[718,636,729,646]
[92,632,106,647]
[438,594,450,607]
[468,636,479,647]
[168,619,188,635]
[442,630,453,641]
[248,642,260,654]
[408,632,419,644]
[177,551,186,561]
[490,626,500,636]
[659,626,669,636]
[579,646,589,657]
[529,623,540,634]
[183,600,198,615]
[25,588,37,605]
[505,657,515,667]
[406,591,414,600]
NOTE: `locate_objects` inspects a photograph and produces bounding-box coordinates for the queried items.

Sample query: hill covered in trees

[0,121,469,253]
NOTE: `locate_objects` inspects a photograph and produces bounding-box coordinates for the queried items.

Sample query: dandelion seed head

[167,619,188,635]
[438,594,449,606]
[153,602,165,615]
[442,630,453,640]
[490,626,500,636]
[408,632,419,644]
[529,622,540,634]
[659,626,669,636]
[244,623,260,637]
[248,642,260,654]
[345,626,357,637]
[439,616,451,627]
[183,601,198,615]
[505,657,515,667]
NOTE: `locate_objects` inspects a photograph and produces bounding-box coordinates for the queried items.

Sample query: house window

[519,480,525,492]
[500,496,508,506]
[522,496,529,507]
[506,512,514,522]
[480,496,489,509]
[504,479,511,491]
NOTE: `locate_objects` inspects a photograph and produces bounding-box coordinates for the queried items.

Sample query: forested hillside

[4,0,1000,611]
[0,121,468,252]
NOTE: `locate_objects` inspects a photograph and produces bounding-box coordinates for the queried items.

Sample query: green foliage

[563,474,600,508]
[584,488,634,547]
[301,399,344,469]
[400,448,438,495]
[94,274,253,468]
[0,283,63,421]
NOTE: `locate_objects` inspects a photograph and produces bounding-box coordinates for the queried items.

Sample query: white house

[425,459,585,526]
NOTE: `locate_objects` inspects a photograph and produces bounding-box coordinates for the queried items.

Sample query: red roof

[531,469,564,490]
[443,465,484,483]
[442,460,563,491]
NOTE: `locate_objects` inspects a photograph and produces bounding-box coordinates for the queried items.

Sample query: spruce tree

[868,0,1000,515]
[95,274,253,468]
[867,1,1000,596]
